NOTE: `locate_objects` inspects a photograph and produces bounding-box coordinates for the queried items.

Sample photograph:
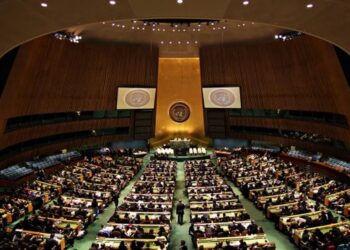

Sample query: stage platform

[168,154,212,161]
[150,149,214,161]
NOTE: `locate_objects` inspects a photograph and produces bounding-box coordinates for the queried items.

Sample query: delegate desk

[38,216,82,232]
[235,176,258,187]
[194,220,252,233]
[197,234,275,250]
[256,192,299,209]
[249,185,287,200]
[15,229,66,250]
[26,189,50,203]
[35,181,62,194]
[191,209,246,220]
[95,236,167,250]
[278,210,324,232]
[189,192,234,201]
[106,222,170,234]
[293,221,350,246]
[190,199,240,210]
[116,211,171,222]
[308,183,330,199]
[50,205,94,223]
[266,202,299,219]
[61,196,105,210]
[324,188,350,206]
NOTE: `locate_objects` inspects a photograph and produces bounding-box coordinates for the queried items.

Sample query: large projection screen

[202,87,241,108]
[117,88,156,110]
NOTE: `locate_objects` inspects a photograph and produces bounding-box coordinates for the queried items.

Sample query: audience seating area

[94,160,176,250]
[0,147,350,249]
[185,159,275,250]
[219,151,350,249]
[0,152,141,249]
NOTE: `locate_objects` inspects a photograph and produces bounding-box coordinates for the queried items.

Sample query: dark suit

[176,203,185,224]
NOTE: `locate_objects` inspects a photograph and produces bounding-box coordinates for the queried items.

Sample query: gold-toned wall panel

[155,58,205,138]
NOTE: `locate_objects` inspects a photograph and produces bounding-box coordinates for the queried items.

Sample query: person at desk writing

[176,201,185,225]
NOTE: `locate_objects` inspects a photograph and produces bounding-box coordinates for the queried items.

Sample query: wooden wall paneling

[0,118,130,149]
[200,35,350,148]
[229,117,349,143]
[0,35,159,166]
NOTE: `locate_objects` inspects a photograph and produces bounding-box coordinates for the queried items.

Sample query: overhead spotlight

[223,26,226,29]
[177,0,183,4]
[40,2,48,7]
[169,41,173,44]
[274,31,303,41]
[54,32,82,43]
[112,23,115,26]
[178,41,181,44]
[160,41,164,44]
[306,3,314,8]
[133,20,137,24]
[194,41,198,44]
[131,26,135,29]
[102,22,106,25]
[109,0,116,5]
[243,1,249,5]
[186,41,190,44]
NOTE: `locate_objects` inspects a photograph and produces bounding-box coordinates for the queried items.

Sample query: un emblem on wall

[169,102,190,123]
[210,89,235,107]
[125,90,150,107]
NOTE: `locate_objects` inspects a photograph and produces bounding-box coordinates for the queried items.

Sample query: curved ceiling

[70,20,285,57]
[0,0,350,57]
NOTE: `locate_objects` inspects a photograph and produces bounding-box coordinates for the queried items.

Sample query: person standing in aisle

[176,200,185,225]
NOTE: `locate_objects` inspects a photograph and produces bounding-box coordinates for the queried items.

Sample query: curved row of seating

[93,160,177,250]
[185,159,275,250]
[219,152,350,249]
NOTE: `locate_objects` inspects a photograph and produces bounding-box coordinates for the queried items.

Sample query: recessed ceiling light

[40,2,48,7]
[177,0,183,4]
[306,3,314,8]
[243,1,249,5]
[109,0,116,5]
